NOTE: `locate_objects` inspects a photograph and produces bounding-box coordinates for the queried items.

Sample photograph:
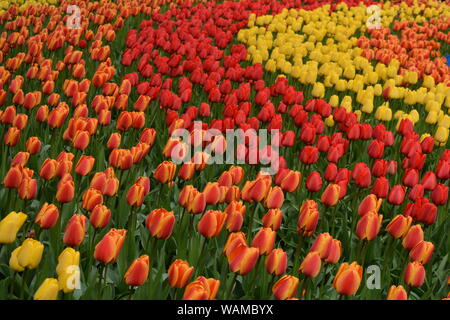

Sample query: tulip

[178,162,195,180]
[356,212,383,241]
[75,155,95,176]
[306,172,323,192]
[297,200,319,236]
[265,249,288,276]
[168,259,195,289]
[310,233,332,259]
[320,184,340,207]
[262,209,283,231]
[325,239,342,264]
[224,201,246,232]
[145,208,175,240]
[299,251,322,278]
[386,215,412,238]
[94,228,127,264]
[35,203,59,229]
[89,205,111,229]
[126,183,145,207]
[358,194,382,216]
[63,214,87,247]
[277,169,301,193]
[352,163,371,188]
[203,182,221,205]
[371,177,389,198]
[227,245,259,276]
[404,262,425,287]
[33,278,59,300]
[264,186,284,209]
[26,137,41,155]
[299,146,319,164]
[402,168,419,188]
[153,161,177,184]
[18,177,37,200]
[386,285,408,300]
[408,184,424,201]
[39,159,58,180]
[13,238,44,270]
[124,255,150,287]
[431,184,448,206]
[56,178,75,203]
[223,232,248,258]
[56,248,80,293]
[198,210,227,238]
[402,225,424,250]
[3,166,23,188]
[421,172,437,191]
[0,211,27,244]
[82,188,103,211]
[252,228,276,255]
[409,241,434,265]
[333,262,363,296]
[388,185,406,205]
[4,127,20,146]
[272,275,299,300]
[183,276,220,300]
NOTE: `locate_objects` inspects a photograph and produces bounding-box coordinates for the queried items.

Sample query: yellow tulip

[423,75,435,89]
[325,115,335,127]
[34,278,59,300]
[0,212,27,244]
[312,82,325,98]
[57,248,80,293]
[434,126,449,144]
[329,95,339,107]
[17,238,44,270]
[9,247,25,272]
[425,111,438,124]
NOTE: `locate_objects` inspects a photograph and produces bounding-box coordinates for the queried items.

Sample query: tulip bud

[145,208,175,240]
[168,259,195,289]
[126,183,145,207]
[264,186,284,209]
[262,209,283,231]
[224,201,246,232]
[124,255,150,287]
[63,214,87,247]
[333,262,363,296]
[299,251,322,278]
[56,248,80,293]
[35,203,59,229]
[272,275,299,300]
[3,166,23,188]
[325,239,342,264]
[154,161,177,184]
[404,262,425,287]
[297,200,319,236]
[386,215,412,238]
[82,188,103,211]
[388,185,406,205]
[431,184,448,206]
[183,276,220,300]
[198,210,227,238]
[251,227,276,255]
[89,204,111,229]
[402,225,424,250]
[33,278,59,300]
[386,285,408,300]
[56,177,75,203]
[227,245,259,276]
[94,228,127,264]
[265,248,287,276]
[14,238,44,270]
[356,212,383,241]
[321,184,340,207]
[358,194,382,216]
[310,233,332,259]
[0,211,27,244]
[409,241,434,265]
[75,155,95,176]
[25,137,41,155]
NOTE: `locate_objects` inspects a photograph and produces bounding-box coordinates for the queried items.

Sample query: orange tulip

[183,276,220,300]
[153,161,176,184]
[404,262,425,287]
[297,200,319,236]
[321,184,340,207]
[35,203,59,229]
[224,201,246,232]
[124,255,150,287]
[56,175,75,203]
[63,214,87,247]
[358,194,382,216]
[409,241,434,265]
[227,245,259,275]
[264,186,285,209]
[386,285,408,300]
[333,262,363,296]
[94,228,127,264]
[168,259,195,289]
[272,275,299,300]
[75,155,95,176]
[145,208,175,240]
[262,208,283,231]
[402,225,424,250]
[251,227,276,255]
[197,210,227,238]
[310,233,333,259]
[126,183,145,207]
[89,204,111,229]
[265,248,287,276]
[356,212,383,241]
[299,251,322,278]
[386,215,413,239]
[82,188,103,211]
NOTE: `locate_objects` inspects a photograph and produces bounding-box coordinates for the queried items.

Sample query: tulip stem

[247,202,258,243]
[10,271,16,299]
[330,204,339,236]
[20,270,27,300]
[293,233,305,274]
[89,228,98,272]
[128,286,135,300]
[225,272,237,300]
[196,238,208,275]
